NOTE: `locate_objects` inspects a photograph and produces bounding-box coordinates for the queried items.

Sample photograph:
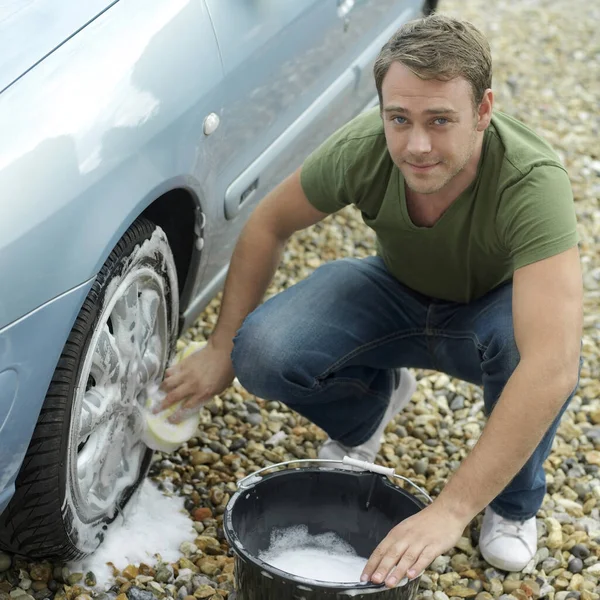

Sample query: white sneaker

[479,506,537,571]
[318,368,417,463]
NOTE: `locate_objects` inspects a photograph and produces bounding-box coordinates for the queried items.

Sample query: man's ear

[476,89,494,131]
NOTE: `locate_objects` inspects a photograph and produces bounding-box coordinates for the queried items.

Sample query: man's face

[381,62,482,196]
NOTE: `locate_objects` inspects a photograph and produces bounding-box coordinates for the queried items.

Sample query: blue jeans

[231,256,577,520]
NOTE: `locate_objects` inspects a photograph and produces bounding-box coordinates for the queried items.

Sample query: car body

[0,0,435,558]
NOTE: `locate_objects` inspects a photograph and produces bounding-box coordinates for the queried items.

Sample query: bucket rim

[223,465,426,592]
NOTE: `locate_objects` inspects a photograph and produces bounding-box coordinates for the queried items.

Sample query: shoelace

[497,519,528,538]
[493,517,535,553]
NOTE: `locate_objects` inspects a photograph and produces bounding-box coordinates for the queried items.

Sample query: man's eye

[393,116,407,125]
[434,117,449,125]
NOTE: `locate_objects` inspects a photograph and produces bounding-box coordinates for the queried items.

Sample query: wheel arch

[87,179,207,336]
[423,0,439,15]
[140,186,204,318]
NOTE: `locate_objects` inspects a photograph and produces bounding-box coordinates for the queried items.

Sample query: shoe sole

[480,549,531,573]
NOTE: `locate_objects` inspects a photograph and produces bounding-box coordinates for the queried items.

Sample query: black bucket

[223,458,431,600]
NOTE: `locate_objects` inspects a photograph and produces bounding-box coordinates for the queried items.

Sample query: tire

[0,217,179,560]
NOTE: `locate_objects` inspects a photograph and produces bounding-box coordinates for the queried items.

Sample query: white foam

[258,525,367,584]
[70,479,196,589]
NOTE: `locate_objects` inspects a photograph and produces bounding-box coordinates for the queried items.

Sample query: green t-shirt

[300,108,579,303]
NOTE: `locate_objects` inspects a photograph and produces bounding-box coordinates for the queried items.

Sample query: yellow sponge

[141,341,206,453]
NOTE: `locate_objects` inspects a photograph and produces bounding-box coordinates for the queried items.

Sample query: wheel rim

[70,264,170,520]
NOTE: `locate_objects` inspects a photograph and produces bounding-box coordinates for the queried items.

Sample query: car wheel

[0,217,179,560]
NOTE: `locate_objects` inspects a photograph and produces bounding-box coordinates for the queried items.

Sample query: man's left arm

[362,246,583,588]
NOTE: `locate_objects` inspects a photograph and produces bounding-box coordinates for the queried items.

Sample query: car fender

[0,279,93,515]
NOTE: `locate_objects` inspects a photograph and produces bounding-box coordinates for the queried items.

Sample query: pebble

[245,413,263,426]
[420,575,434,590]
[446,586,478,598]
[154,565,173,584]
[190,451,219,466]
[193,585,216,599]
[545,518,564,548]
[450,553,470,573]
[569,558,584,574]
[127,588,155,600]
[542,557,561,572]
[534,547,550,566]
[230,438,247,451]
[450,396,466,411]
[586,428,600,445]
[414,458,429,475]
[539,584,556,598]
[192,507,213,521]
[571,544,591,559]
[455,537,474,554]
[245,401,261,414]
[439,572,461,589]
[430,556,451,574]
[503,581,522,594]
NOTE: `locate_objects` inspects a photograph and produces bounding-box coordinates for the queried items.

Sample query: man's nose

[406,127,432,155]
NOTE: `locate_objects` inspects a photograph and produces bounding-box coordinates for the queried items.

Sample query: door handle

[337,0,355,19]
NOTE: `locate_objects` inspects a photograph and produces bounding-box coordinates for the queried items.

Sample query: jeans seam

[428,329,488,354]
[314,376,393,401]
[314,330,424,381]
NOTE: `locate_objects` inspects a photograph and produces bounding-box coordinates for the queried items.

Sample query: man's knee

[231,303,307,395]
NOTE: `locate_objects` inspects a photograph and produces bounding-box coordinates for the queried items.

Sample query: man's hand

[361,502,469,588]
[157,338,235,423]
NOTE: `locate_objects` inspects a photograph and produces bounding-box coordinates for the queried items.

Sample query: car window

[0,0,118,92]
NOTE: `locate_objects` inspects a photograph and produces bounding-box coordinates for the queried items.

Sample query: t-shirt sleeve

[498,165,579,270]
[299,127,352,214]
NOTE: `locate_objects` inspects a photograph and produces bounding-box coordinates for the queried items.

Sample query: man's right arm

[159,166,330,417]
[211,166,329,351]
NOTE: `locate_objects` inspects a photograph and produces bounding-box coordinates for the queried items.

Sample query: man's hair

[373,14,492,109]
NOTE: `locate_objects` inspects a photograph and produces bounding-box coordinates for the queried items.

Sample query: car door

[195,0,357,291]
[183,0,425,322]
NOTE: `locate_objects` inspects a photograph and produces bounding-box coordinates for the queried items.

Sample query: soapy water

[258,525,368,584]
[69,479,196,589]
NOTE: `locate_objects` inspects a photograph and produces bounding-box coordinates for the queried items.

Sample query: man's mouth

[406,162,439,172]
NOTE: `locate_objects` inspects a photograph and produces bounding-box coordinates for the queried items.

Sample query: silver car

[0,0,436,559]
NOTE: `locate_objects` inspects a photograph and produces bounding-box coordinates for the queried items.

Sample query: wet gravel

[1,0,599,599]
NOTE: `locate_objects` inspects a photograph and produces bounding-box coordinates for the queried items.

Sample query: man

[160,15,582,589]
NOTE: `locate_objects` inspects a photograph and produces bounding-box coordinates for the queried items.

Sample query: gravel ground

[1,0,599,599]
